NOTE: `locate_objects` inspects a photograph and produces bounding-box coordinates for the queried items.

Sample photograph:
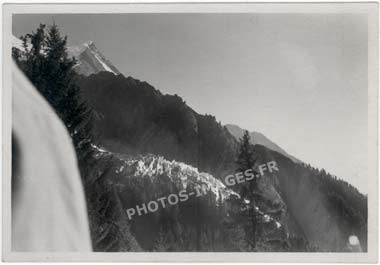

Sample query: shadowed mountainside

[79,71,367,252]
[79,72,237,179]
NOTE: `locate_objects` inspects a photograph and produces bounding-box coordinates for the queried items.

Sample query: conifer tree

[13,23,94,175]
[235,130,257,249]
[236,130,257,195]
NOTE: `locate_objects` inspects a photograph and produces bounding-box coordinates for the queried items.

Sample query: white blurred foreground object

[348,235,362,252]
[11,63,92,251]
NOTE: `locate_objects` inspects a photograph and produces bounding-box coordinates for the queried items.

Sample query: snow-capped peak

[67,40,121,76]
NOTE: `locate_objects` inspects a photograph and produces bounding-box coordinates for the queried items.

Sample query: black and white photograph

[2,2,378,262]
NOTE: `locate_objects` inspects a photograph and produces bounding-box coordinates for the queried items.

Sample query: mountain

[67,41,121,76]
[78,68,367,252]
[74,41,366,252]
[225,124,301,163]
[13,37,366,252]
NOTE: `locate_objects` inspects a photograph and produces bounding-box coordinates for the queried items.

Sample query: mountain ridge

[225,124,301,164]
[67,39,299,165]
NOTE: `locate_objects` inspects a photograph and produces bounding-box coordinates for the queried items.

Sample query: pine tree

[13,23,94,176]
[235,130,257,249]
[236,131,255,168]
[236,130,257,196]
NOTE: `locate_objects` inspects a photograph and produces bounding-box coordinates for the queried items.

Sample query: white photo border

[1,2,378,262]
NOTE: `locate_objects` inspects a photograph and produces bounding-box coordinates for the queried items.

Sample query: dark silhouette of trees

[13,23,94,172]
[236,130,257,249]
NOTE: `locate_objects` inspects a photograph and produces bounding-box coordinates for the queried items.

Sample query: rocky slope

[88,141,366,252]
[89,144,295,251]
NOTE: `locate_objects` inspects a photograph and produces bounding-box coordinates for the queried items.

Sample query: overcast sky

[13,13,368,193]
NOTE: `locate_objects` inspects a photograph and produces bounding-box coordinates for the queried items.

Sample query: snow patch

[94,53,117,75]
[90,143,108,153]
[263,215,270,223]
[126,156,238,202]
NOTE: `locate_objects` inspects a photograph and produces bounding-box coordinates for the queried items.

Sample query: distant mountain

[67,41,121,76]
[225,124,301,164]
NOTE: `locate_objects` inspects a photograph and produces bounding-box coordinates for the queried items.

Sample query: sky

[13,13,369,193]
